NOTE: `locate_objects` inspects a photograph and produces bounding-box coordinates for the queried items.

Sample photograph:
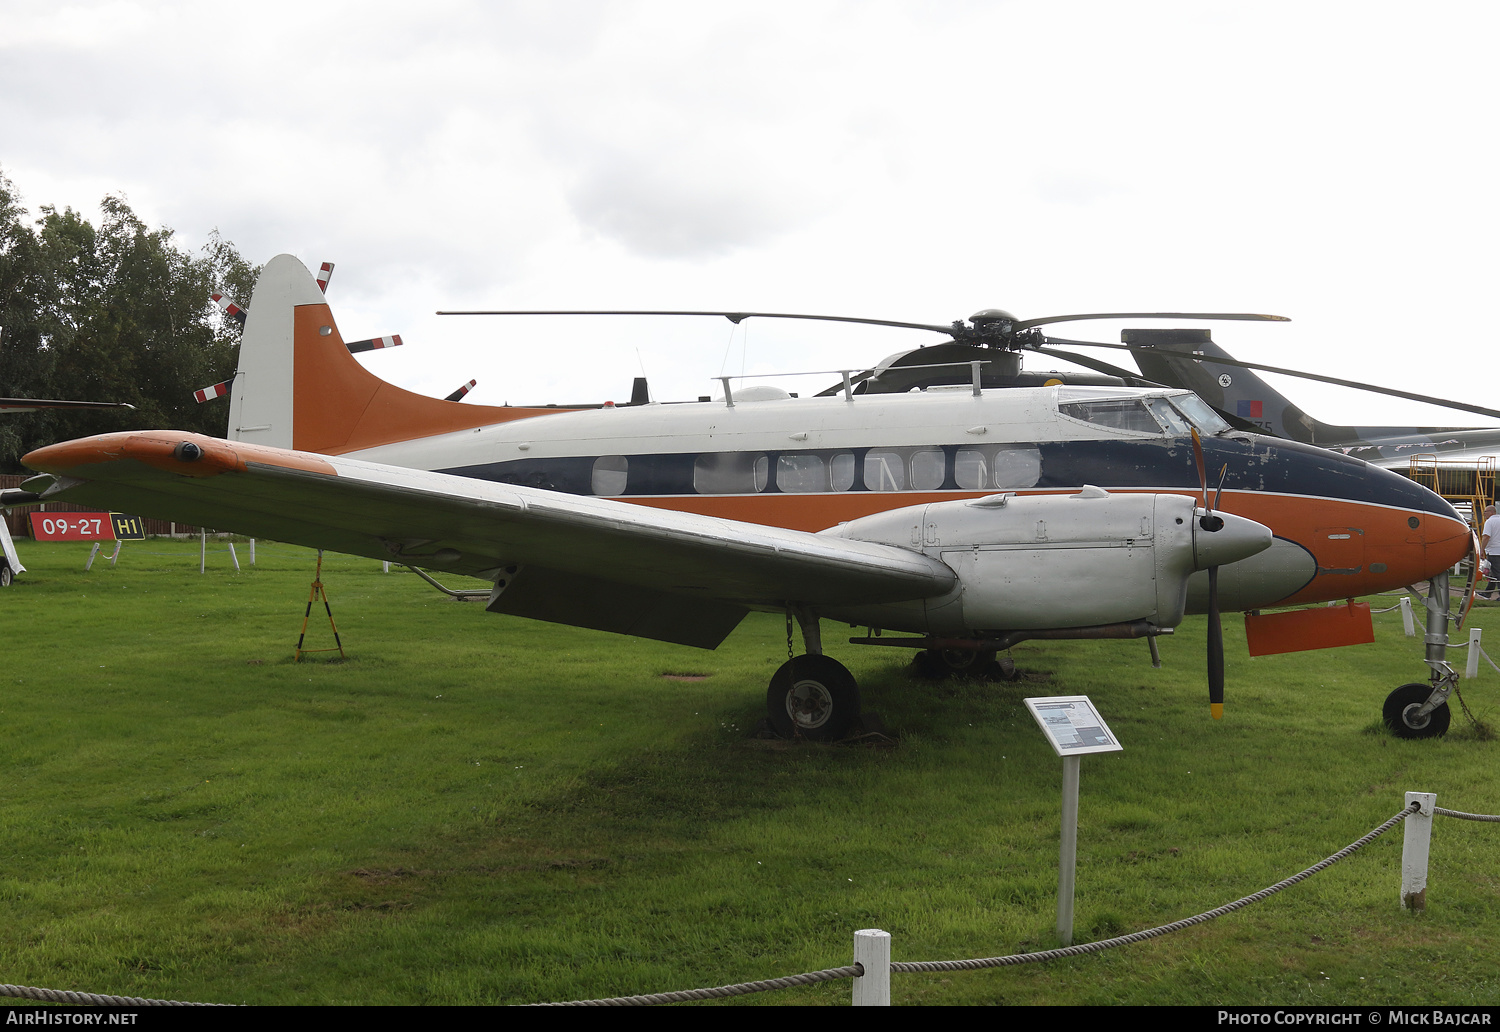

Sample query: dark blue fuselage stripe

[440,435,1459,519]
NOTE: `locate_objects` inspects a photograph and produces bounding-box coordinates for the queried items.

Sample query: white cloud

[2,0,1498,422]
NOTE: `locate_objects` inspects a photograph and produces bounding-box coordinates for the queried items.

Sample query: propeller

[1192,428,1229,720]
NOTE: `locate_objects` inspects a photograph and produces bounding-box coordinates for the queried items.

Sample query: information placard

[1023,696,1123,757]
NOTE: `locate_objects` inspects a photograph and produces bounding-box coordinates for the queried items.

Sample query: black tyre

[1383,682,1451,739]
[910,650,947,680]
[0,562,11,587]
[914,648,1002,680]
[766,655,861,741]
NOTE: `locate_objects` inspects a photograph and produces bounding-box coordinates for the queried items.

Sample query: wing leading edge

[23,431,958,648]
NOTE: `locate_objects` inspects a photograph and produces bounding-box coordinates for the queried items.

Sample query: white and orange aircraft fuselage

[17,256,1476,739]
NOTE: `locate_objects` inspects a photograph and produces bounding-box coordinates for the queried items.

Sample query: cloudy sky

[2,0,1496,424]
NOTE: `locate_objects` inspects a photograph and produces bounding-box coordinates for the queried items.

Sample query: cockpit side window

[1059,399,1162,434]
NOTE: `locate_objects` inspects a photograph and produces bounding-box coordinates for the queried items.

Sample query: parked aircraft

[1120,329,1500,471]
[0,374,134,585]
[7,257,1478,740]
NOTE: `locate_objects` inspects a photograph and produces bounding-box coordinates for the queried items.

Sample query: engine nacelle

[819,487,1271,636]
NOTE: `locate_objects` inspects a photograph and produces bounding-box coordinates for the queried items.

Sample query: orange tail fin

[228,255,562,455]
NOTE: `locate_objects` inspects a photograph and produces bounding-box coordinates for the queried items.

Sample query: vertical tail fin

[227,255,565,454]
[1123,328,1356,445]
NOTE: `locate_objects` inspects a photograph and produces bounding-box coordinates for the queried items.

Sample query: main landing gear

[1384,570,1460,739]
[910,647,1015,681]
[766,654,861,740]
[765,609,862,741]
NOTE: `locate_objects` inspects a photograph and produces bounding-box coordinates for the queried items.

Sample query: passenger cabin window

[955,449,987,490]
[864,450,907,491]
[829,453,857,492]
[591,455,628,495]
[694,452,760,494]
[777,453,826,493]
[991,445,1042,489]
[910,448,945,491]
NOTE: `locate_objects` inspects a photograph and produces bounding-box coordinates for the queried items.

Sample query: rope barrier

[1435,806,1500,822]
[530,802,1421,1004]
[889,802,1419,975]
[0,983,233,1006]
[9,798,1489,1007]
[530,965,864,1006]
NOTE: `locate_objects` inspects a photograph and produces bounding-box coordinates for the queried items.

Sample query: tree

[0,168,259,471]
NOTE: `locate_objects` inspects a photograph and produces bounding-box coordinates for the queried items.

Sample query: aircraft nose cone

[1193,510,1273,570]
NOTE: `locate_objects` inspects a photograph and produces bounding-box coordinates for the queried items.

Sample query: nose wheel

[1383,682,1452,739]
[766,655,860,741]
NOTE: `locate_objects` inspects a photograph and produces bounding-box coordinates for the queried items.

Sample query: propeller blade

[1049,337,1500,423]
[1208,565,1225,720]
[1014,312,1290,332]
[1213,463,1228,512]
[1191,428,1209,509]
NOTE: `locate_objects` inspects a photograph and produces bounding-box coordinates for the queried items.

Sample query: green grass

[0,541,1497,1005]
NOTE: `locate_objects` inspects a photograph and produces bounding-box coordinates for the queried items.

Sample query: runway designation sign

[29,512,146,542]
[30,511,114,541]
[1023,696,1123,757]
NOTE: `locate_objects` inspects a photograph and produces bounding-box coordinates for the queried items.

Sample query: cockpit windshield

[1059,392,1233,437]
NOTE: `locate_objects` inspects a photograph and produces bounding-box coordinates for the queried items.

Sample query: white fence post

[1466,628,1482,680]
[852,928,890,1006]
[1401,791,1436,911]
[1401,596,1415,636]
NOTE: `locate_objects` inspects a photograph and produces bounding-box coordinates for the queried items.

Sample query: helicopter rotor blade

[1013,312,1290,332]
[436,309,959,335]
[1026,345,1165,386]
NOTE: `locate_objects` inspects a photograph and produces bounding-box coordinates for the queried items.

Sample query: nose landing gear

[1386,570,1461,739]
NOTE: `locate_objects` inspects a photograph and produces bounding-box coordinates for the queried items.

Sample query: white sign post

[1024,695,1123,946]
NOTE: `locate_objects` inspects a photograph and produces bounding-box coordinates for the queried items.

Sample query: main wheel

[0,562,11,587]
[766,655,861,741]
[913,648,1006,681]
[1383,682,1452,739]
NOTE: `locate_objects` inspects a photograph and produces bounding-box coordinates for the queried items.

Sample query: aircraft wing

[21,431,957,648]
